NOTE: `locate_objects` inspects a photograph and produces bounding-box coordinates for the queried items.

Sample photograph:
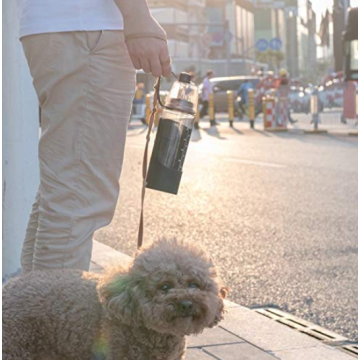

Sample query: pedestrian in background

[276,69,297,125]
[133,82,146,119]
[200,70,215,120]
[17,0,171,274]
[237,79,253,119]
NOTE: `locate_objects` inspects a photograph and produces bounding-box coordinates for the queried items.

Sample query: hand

[126,37,171,78]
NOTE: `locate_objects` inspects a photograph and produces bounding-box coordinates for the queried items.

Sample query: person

[236,79,253,119]
[17,0,172,274]
[275,68,297,125]
[133,83,146,123]
[199,70,217,126]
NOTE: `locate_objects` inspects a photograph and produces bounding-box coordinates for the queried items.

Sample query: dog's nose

[179,300,193,314]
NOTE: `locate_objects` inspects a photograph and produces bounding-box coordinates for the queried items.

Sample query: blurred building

[333,0,351,72]
[148,0,204,59]
[253,2,288,72]
[283,0,317,80]
[148,0,264,78]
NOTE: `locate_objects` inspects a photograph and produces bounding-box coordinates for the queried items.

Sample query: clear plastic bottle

[146,73,199,195]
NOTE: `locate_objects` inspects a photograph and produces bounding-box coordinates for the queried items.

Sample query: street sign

[256,38,268,52]
[269,37,282,51]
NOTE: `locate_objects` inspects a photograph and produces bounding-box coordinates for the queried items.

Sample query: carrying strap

[137,72,178,249]
[137,77,161,249]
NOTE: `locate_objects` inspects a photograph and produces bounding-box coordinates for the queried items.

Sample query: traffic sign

[269,38,282,51]
[256,39,268,52]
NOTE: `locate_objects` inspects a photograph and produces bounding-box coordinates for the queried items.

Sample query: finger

[161,61,172,78]
[130,55,141,70]
[159,46,172,77]
[149,55,162,78]
[140,58,151,73]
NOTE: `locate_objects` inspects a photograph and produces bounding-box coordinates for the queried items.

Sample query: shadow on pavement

[191,129,202,142]
[230,127,243,135]
[203,126,228,140]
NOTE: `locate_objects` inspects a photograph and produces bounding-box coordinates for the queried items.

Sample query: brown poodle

[3,239,228,360]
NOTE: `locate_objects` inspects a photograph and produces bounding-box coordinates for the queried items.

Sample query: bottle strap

[137,77,161,249]
[137,72,178,249]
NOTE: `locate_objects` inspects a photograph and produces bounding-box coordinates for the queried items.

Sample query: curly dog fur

[3,239,228,360]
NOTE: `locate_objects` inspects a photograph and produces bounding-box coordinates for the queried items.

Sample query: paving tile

[204,343,277,360]
[184,348,217,359]
[272,345,354,360]
[220,306,320,352]
[224,299,241,308]
[187,326,244,348]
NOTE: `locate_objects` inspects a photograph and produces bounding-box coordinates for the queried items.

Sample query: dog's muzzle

[177,300,194,316]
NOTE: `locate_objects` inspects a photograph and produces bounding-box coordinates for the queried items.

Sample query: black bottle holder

[146,117,192,195]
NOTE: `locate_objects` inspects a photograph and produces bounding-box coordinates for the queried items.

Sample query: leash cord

[137,72,178,249]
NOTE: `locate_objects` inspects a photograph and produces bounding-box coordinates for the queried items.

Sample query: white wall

[3,1,39,280]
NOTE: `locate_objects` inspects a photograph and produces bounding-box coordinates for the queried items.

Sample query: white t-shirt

[201,77,213,101]
[17,0,124,38]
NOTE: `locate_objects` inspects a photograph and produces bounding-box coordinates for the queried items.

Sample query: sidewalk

[130,110,357,137]
[91,240,356,360]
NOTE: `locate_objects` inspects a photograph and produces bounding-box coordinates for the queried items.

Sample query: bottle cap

[178,72,192,84]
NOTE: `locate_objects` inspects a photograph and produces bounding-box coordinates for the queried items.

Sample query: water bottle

[146,72,199,195]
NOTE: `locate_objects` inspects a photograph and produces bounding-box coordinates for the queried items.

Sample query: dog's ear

[208,286,229,328]
[98,271,142,325]
[220,286,229,299]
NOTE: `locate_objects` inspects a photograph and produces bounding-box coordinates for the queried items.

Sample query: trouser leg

[21,31,136,271]
[21,189,40,273]
[200,101,209,118]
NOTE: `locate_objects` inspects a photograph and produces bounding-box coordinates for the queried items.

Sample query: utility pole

[225,20,232,76]
[333,0,349,71]
[225,0,232,76]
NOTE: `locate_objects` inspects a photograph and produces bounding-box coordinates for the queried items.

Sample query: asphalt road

[95,111,358,341]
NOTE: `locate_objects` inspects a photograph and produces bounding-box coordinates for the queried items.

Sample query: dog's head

[98,239,228,336]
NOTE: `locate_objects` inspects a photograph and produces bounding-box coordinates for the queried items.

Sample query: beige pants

[21,31,136,273]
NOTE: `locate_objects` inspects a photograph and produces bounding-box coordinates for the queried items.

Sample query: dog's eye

[189,283,199,289]
[160,284,172,292]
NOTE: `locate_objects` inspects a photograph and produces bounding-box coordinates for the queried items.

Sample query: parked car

[289,86,311,113]
[318,80,344,109]
[198,76,260,113]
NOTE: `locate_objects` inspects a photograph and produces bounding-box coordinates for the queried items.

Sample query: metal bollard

[209,92,216,126]
[248,89,255,129]
[310,92,319,130]
[227,90,234,127]
[145,94,151,125]
[263,96,268,129]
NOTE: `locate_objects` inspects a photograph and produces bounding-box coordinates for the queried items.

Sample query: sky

[312,0,358,28]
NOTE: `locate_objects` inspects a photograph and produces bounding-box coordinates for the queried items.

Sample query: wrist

[124,14,167,41]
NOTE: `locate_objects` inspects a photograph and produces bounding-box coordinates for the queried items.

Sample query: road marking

[224,157,286,168]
